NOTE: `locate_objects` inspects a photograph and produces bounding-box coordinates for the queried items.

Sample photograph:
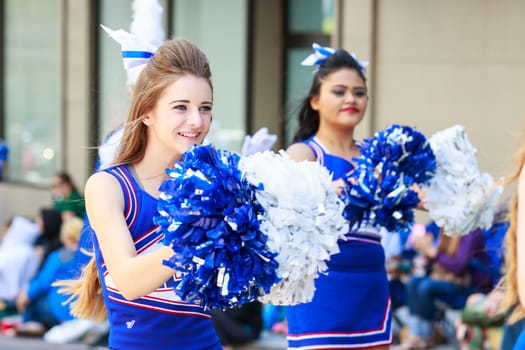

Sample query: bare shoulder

[85,171,119,192]
[84,171,126,224]
[286,142,316,162]
[84,171,124,204]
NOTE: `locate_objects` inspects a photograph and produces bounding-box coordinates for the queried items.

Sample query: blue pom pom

[154,144,279,309]
[341,124,436,233]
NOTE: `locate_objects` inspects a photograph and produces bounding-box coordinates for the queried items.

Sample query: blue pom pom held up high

[340,124,436,234]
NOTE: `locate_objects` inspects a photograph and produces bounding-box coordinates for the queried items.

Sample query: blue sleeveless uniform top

[304,137,354,180]
[286,137,392,349]
[91,165,221,350]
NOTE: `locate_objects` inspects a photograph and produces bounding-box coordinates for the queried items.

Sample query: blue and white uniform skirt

[287,232,392,349]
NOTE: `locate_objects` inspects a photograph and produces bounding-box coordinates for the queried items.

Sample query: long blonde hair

[57,38,213,322]
[501,141,525,324]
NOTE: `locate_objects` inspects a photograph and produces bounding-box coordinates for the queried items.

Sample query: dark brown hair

[291,49,367,143]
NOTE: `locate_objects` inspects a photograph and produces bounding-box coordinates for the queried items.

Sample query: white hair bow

[301,43,369,78]
[100,24,158,71]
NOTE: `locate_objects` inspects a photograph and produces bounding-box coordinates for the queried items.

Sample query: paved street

[0,335,106,350]
[0,307,460,349]
[0,333,459,350]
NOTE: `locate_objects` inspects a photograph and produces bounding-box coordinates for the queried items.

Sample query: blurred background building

[1,0,525,225]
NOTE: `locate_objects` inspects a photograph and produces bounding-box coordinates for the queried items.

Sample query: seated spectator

[51,172,85,220]
[386,222,442,312]
[379,224,426,344]
[262,303,287,335]
[396,225,493,349]
[455,201,525,350]
[14,217,84,336]
[210,301,263,350]
[383,227,414,310]
[34,208,63,265]
[457,280,525,350]
[0,216,40,313]
[456,283,504,350]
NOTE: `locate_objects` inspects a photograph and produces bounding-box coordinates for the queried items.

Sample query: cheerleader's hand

[410,224,434,254]
[412,233,437,258]
[241,127,277,156]
[412,233,432,251]
[333,178,347,196]
[411,183,427,211]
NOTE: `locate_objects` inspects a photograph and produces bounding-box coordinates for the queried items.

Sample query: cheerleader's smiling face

[142,73,213,158]
[310,68,368,131]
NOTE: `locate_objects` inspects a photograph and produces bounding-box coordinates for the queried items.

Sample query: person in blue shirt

[15,217,84,336]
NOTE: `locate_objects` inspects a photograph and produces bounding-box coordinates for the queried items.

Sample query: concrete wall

[250,0,283,138]
[341,0,525,181]
[63,0,92,186]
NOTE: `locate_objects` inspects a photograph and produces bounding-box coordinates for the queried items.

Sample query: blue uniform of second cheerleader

[286,137,393,349]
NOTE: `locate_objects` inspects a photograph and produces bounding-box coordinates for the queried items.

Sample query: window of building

[98,0,141,144]
[2,0,61,186]
[171,0,248,152]
[283,0,333,146]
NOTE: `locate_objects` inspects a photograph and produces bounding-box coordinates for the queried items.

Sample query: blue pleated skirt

[287,232,393,349]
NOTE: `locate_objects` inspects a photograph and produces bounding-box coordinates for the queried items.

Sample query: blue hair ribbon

[301,42,369,77]
[101,24,158,71]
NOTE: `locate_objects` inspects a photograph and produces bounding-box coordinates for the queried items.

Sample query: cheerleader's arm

[85,172,176,300]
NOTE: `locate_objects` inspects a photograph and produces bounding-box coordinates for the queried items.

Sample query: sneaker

[43,319,94,344]
[81,320,109,346]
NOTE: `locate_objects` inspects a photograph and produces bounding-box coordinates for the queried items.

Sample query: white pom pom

[424,125,503,236]
[127,0,165,88]
[241,127,278,156]
[130,0,165,47]
[98,127,123,170]
[239,151,347,305]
